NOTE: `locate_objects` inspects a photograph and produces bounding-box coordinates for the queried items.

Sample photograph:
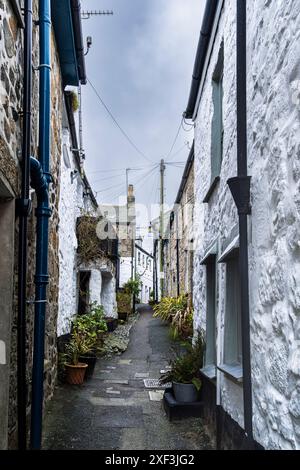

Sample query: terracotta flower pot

[65,362,88,385]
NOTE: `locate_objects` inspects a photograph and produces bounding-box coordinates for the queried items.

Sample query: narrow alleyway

[43,306,212,450]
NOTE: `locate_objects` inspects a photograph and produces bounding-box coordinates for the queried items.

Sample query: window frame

[200,242,218,381]
[218,238,243,383]
[9,0,25,28]
[203,41,224,203]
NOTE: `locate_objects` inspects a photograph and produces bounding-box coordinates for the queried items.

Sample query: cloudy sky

[80,0,205,235]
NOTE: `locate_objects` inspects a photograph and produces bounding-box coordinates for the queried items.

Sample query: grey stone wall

[0,1,63,447]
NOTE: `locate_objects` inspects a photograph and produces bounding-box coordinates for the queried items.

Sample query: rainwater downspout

[17,0,32,450]
[175,211,180,297]
[30,0,52,450]
[227,0,253,446]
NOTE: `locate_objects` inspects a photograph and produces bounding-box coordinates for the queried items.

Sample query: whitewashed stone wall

[57,128,86,336]
[119,257,133,287]
[192,0,300,450]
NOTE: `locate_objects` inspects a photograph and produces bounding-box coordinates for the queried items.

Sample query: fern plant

[160,331,205,390]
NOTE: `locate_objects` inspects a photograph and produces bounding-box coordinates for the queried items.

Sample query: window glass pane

[211,43,224,180]
[205,260,216,365]
[224,257,242,365]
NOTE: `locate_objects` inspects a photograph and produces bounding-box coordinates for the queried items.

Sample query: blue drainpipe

[30,0,52,450]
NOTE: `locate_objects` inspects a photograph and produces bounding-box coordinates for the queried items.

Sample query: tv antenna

[81,10,113,20]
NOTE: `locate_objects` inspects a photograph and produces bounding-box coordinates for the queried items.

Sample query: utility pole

[159,159,166,299]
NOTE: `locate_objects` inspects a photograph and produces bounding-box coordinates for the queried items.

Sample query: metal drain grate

[143,378,171,389]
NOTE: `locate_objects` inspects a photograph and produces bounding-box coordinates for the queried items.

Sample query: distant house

[185,0,300,450]
[135,240,154,303]
[100,184,136,290]
[163,143,194,300]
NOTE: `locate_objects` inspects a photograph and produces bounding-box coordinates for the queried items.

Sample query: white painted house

[185,0,300,450]
[135,240,154,303]
[57,92,118,339]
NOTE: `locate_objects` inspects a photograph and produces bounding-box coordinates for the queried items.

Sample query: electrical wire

[165,117,183,161]
[90,173,125,184]
[98,165,158,203]
[181,116,194,132]
[87,78,153,164]
[165,143,188,161]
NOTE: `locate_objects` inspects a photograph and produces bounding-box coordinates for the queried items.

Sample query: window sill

[217,364,243,384]
[203,176,220,203]
[9,1,25,28]
[200,364,217,382]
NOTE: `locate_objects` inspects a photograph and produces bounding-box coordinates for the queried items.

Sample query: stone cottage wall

[164,161,194,299]
[0,1,63,446]
[193,0,300,450]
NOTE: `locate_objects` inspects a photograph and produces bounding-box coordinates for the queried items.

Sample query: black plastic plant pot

[105,317,118,332]
[118,312,128,321]
[79,354,97,380]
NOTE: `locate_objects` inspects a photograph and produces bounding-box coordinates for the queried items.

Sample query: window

[138,252,141,265]
[224,255,242,367]
[142,255,145,267]
[217,246,243,383]
[205,258,217,367]
[203,42,224,203]
[78,271,91,315]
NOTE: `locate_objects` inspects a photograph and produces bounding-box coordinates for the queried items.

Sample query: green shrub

[117,292,132,313]
[122,277,141,297]
[153,294,193,339]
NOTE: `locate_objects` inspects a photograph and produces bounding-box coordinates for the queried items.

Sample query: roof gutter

[184,0,220,119]
[70,0,87,85]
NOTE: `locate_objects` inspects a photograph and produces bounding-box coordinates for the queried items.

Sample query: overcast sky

[80,0,205,236]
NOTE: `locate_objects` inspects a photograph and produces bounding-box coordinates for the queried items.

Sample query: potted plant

[116,291,132,321]
[160,332,205,403]
[74,304,108,378]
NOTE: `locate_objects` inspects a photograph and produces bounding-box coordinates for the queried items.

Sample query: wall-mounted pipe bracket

[227,176,251,215]
[16,198,32,217]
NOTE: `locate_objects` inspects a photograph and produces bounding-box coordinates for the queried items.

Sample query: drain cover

[143,378,171,389]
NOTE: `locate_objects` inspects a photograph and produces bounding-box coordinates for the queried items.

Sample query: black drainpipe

[227,0,253,446]
[16,0,32,450]
[175,212,180,297]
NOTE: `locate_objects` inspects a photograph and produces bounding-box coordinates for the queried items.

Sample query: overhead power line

[165,118,183,161]
[87,78,153,164]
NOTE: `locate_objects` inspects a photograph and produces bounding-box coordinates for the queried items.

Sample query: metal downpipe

[30,0,52,450]
[17,0,33,450]
[228,0,253,447]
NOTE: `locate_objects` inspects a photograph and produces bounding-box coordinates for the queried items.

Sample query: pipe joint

[34,274,49,285]
[227,176,251,216]
[35,206,52,218]
[16,198,32,217]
